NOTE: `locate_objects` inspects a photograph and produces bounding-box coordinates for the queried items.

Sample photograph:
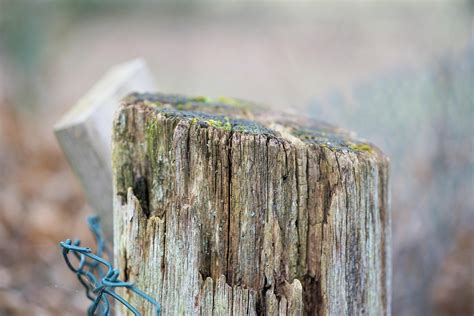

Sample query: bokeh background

[0,1,472,315]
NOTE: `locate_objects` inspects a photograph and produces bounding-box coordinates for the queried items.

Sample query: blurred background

[0,1,472,315]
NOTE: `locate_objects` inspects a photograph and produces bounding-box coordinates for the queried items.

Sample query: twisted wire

[60,215,160,316]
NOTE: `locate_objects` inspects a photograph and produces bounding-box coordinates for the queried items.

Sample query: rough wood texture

[112,93,390,315]
[54,59,156,238]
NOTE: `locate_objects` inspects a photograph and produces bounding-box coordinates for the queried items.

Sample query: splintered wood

[112,93,390,315]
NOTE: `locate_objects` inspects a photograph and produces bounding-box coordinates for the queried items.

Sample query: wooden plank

[54,59,157,238]
[112,93,390,315]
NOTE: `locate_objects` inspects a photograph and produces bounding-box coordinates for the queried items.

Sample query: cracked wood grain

[112,93,390,315]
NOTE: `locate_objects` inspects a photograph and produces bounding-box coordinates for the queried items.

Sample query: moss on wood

[122,92,380,155]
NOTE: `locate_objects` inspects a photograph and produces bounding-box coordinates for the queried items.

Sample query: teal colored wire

[60,215,160,316]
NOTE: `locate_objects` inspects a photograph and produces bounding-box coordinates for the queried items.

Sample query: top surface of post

[119,92,387,160]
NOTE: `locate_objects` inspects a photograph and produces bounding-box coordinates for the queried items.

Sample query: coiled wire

[60,216,160,315]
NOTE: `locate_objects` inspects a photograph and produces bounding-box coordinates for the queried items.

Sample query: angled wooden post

[54,59,157,238]
[112,93,390,315]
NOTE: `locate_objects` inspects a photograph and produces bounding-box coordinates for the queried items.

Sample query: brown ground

[0,105,90,315]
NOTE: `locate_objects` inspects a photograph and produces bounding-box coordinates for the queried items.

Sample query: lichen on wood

[112,93,390,315]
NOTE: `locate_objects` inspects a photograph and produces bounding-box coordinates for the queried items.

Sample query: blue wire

[60,215,160,316]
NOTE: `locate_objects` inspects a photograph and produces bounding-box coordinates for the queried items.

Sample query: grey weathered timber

[54,59,157,237]
[112,93,390,315]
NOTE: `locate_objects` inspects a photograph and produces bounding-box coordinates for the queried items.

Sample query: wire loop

[60,215,160,315]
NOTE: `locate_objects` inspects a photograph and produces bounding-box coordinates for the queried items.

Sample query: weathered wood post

[112,93,390,315]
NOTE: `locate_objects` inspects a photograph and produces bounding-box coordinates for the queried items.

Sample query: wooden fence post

[112,93,390,315]
[54,59,157,238]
